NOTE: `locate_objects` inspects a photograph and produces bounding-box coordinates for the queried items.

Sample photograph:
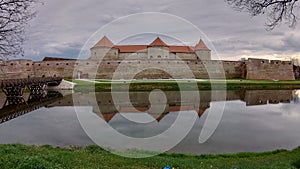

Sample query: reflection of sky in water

[0,107,93,147]
[170,100,300,154]
[0,91,300,154]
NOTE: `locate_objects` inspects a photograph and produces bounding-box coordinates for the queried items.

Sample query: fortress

[0,36,296,80]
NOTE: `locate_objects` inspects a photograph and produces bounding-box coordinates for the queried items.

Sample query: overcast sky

[22,0,300,61]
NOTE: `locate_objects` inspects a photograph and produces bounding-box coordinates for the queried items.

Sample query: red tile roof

[92,36,210,53]
[169,46,195,53]
[149,37,168,47]
[114,45,148,53]
[114,45,195,53]
[92,36,114,48]
[195,39,209,50]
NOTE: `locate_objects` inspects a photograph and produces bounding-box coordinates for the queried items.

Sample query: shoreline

[0,144,299,168]
[70,79,300,92]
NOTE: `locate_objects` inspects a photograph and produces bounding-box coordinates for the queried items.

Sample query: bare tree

[226,0,299,30]
[0,0,37,60]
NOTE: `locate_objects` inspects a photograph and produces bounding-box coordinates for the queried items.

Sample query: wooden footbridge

[0,77,62,105]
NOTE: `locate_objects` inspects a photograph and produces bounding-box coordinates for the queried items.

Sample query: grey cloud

[21,0,300,61]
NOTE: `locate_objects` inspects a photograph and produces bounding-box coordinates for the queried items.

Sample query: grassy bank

[69,79,300,92]
[0,144,300,169]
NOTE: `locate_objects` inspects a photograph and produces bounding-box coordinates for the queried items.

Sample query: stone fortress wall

[0,36,295,80]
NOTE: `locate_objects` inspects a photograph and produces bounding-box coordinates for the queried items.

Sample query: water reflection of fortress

[45,90,294,122]
[0,90,296,124]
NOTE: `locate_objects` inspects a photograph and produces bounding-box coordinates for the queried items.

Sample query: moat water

[0,90,300,155]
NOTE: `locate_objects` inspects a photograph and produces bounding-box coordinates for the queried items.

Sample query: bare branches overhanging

[0,0,37,60]
[226,0,299,30]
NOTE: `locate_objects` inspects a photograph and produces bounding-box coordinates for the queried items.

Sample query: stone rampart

[0,58,295,80]
[246,58,295,80]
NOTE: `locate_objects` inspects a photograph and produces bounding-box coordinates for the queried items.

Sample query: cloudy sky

[22,0,300,61]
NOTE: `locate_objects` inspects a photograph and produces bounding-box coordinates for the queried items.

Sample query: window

[56,63,59,66]
[150,56,153,58]
[10,63,13,66]
[66,63,69,65]
[26,63,30,66]
[158,55,161,58]
[261,61,265,63]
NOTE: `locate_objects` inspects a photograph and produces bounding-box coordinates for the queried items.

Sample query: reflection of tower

[293,90,300,103]
[93,104,209,123]
[197,107,208,117]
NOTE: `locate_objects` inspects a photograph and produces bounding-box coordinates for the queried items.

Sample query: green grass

[0,144,300,169]
[69,79,300,92]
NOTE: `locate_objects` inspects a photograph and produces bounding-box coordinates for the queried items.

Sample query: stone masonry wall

[246,58,295,80]
[0,58,295,80]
